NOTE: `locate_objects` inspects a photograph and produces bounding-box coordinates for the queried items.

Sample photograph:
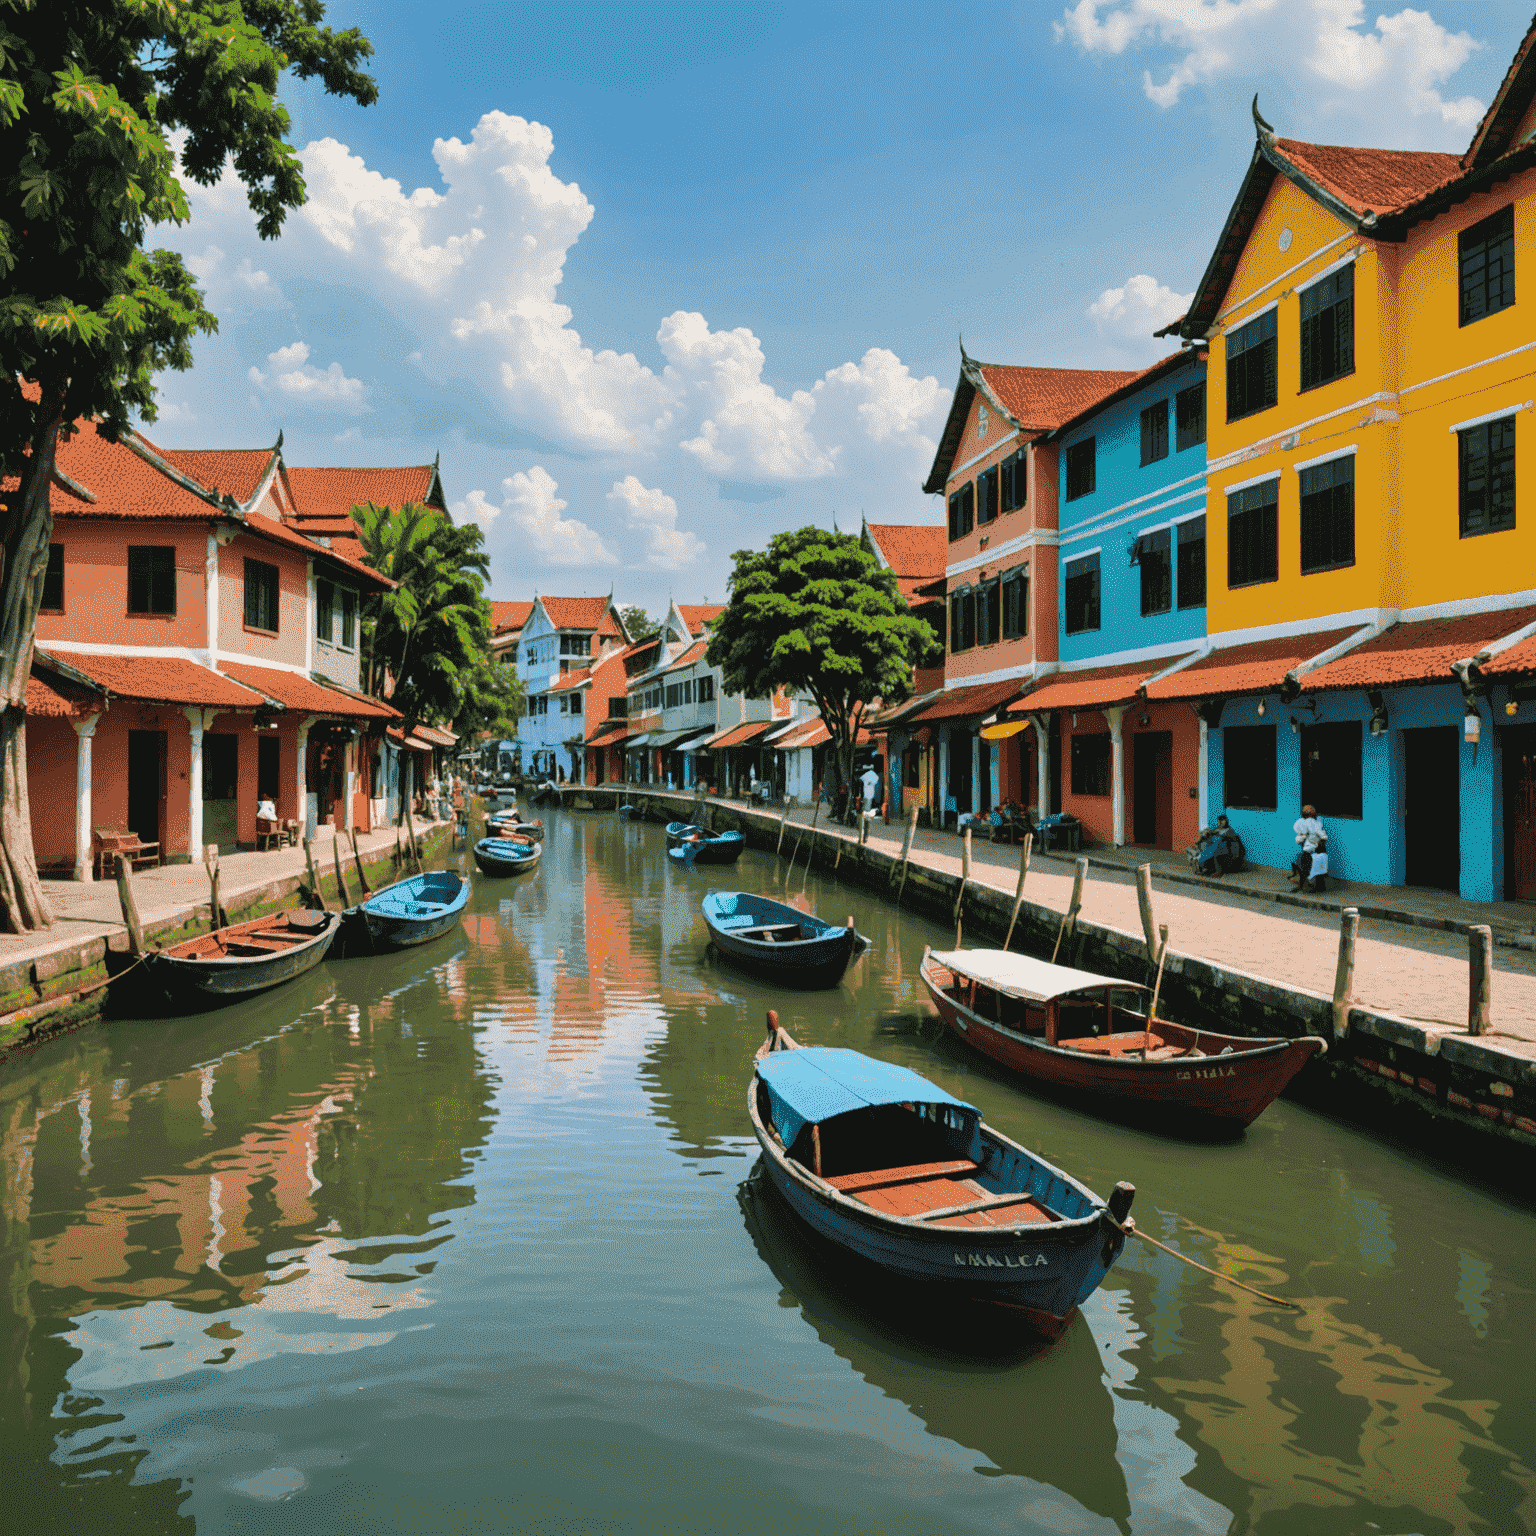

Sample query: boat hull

[668,832,745,867]
[147,912,339,1008]
[708,924,860,988]
[473,839,541,877]
[921,956,1323,1130]
[358,873,469,951]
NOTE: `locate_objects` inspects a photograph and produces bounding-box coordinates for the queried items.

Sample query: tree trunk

[0,395,66,933]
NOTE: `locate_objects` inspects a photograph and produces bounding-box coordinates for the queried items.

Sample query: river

[2,811,1531,1533]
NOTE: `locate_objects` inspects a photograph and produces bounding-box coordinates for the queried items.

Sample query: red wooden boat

[920,948,1325,1133]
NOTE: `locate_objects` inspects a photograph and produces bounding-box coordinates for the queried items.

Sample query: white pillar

[203,531,219,668]
[343,732,356,831]
[1105,706,1127,848]
[72,713,100,882]
[296,715,314,833]
[971,733,983,814]
[1030,715,1050,815]
[185,707,208,858]
[937,724,950,827]
[305,558,316,675]
[1198,714,1210,830]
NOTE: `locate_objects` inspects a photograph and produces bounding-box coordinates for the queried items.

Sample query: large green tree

[0,0,375,932]
[706,526,940,819]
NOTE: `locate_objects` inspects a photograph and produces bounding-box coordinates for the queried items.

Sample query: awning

[1144,628,1359,701]
[585,719,633,745]
[1482,630,1536,679]
[708,720,774,749]
[757,1047,975,1151]
[626,733,653,748]
[387,725,437,753]
[768,717,872,751]
[930,949,1144,1003]
[980,719,1033,740]
[413,723,459,746]
[1010,657,1193,716]
[220,659,399,721]
[25,667,99,719]
[650,728,700,749]
[37,649,266,710]
[673,730,715,752]
[1302,608,1536,692]
[899,678,1023,726]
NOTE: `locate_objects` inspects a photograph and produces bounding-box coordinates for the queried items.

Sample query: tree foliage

[617,604,659,642]
[353,501,495,732]
[706,527,940,814]
[455,657,525,742]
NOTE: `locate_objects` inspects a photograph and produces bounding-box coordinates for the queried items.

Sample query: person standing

[1290,804,1325,886]
[859,762,880,818]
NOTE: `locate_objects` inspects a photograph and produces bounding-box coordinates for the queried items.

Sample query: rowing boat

[473,836,542,876]
[146,908,339,1009]
[667,827,745,866]
[487,814,543,842]
[748,1014,1135,1340]
[355,870,469,950]
[920,948,1325,1132]
[702,890,866,988]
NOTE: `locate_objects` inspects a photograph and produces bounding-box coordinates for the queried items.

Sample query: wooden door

[1507,727,1536,900]
[127,730,166,848]
[202,732,240,852]
[1404,727,1459,891]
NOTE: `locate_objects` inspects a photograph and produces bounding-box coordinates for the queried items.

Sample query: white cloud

[1088,273,1193,348]
[248,342,366,409]
[606,475,704,570]
[457,467,618,567]
[1056,0,1485,145]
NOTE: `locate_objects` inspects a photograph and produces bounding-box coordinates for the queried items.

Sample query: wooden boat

[665,819,702,847]
[749,1015,1135,1340]
[702,890,867,988]
[667,826,745,866]
[487,814,543,842]
[473,835,542,877]
[921,948,1326,1132]
[146,908,339,1008]
[617,804,640,820]
[355,871,469,950]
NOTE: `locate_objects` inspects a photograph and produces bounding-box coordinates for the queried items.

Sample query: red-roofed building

[516,595,632,780]
[488,600,534,666]
[283,462,445,560]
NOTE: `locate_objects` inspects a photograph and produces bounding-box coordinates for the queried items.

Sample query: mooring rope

[1117,1218,1302,1309]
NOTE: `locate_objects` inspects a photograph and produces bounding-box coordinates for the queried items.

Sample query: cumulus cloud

[1088,274,1193,352]
[1056,0,1485,145]
[248,342,366,409]
[606,475,704,570]
[456,467,618,567]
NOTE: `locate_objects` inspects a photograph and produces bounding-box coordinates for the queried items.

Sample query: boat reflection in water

[738,1164,1132,1534]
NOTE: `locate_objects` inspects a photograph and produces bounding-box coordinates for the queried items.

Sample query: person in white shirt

[1290,804,1325,886]
[255,797,277,823]
[859,764,880,817]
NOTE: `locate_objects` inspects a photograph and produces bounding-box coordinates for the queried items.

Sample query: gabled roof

[862,520,946,604]
[491,600,534,636]
[1463,16,1536,170]
[663,639,709,673]
[536,595,625,637]
[284,464,444,521]
[1044,348,1206,441]
[38,649,266,710]
[219,660,400,720]
[922,349,1139,494]
[677,603,724,633]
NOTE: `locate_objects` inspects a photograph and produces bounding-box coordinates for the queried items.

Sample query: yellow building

[1156,18,1536,902]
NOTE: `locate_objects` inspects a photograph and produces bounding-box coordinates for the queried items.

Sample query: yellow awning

[980,719,1033,740]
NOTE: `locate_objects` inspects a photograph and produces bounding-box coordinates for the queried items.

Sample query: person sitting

[1195,814,1241,876]
[1290,804,1326,887]
[256,796,277,823]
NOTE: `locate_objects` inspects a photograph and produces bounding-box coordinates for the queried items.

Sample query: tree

[455,657,525,742]
[618,605,659,642]
[353,500,493,731]
[706,527,940,820]
[0,1,376,932]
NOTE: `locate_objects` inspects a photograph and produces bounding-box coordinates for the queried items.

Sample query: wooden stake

[1136,862,1158,963]
[206,851,227,930]
[403,798,424,874]
[953,826,972,946]
[349,826,373,897]
[777,805,791,856]
[894,805,920,904]
[333,833,353,909]
[1332,907,1359,1040]
[1051,857,1088,964]
[811,1122,822,1178]
[1146,924,1170,1052]
[304,838,327,910]
[1468,924,1492,1036]
[116,859,145,957]
[1003,833,1034,951]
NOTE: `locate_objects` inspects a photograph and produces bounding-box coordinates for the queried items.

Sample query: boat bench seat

[372,900,449,917]
[1064,1031,1164,1056]
[825,1159,978,1194]
[715,914,759,930]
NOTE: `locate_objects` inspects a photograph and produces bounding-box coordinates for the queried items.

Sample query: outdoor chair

[255,816,298,852]
[92,825,161,879]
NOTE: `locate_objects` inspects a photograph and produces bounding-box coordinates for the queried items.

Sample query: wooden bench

[92,826,160,879]
[255,816,298,852]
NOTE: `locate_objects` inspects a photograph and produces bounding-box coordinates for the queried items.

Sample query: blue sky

[150,1,1527,615]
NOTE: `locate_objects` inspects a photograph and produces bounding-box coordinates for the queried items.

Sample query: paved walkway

[726,798,1536,1049]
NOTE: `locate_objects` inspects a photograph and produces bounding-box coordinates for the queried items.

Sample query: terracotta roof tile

[707,720,773,749]
[978,365,1141,432]
[664,640,709,672]
[903,677,1023,724]
[25,670,96,718]
[1304,609,1536,691]
[677,604,724,631]
[1146,629,1358,701]
[219,660,399,720]
[41,650,266,709]
[1481,633,1536,678]
[540,596,613,631]
[285,465,441,523]
[864,522,946,603]
[547,666,594,693]
[413,723,458,746]
[158,447,272,505]
[1011,657,1192,715]
[1274,138,1462,216]
[491,600,534,635]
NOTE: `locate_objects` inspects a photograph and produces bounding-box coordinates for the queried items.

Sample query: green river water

[2,812,1532,1534]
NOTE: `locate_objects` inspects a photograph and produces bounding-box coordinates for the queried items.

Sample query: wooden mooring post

[1136,863,1158,963]
[954,827,971,947]
[1003,833,1033,951]
[1051,857,1088,964]
[303,838,327,910]
[893,805,919,903]
[777,805,792,857]
[204,844,227,929]
[333,833,353,909]
[1332,907,1359,1040]
[1144,924,1170,1052]
[349,826,373,897]
[1468,924,1492,1036]
[115,858,145,956]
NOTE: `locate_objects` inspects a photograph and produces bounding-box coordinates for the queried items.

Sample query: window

[1226,308,1277,421]
[1140,401,1169,465]
[977,465,999,525]
[1070,733,1111,796]
[1001,566,1028,639]
[560,634,591,657]
[698,676,715,703]
[1131,527,1172,615]
[1223,725,1276,809]
[341,588,356,648]
[608,696,629,719]
[1459,204,1514,326]
[529,695,548,717]
[1176,381,1206,452]
[1227,479,1278,588]
[1063,553,1100,635]
[1065,438,1096,501]
[665,682,682,708]
[1301,721,1363,819]
[949,585,976,652]
[1299,262,1354,391]
[948,481,975,540]
[683,679,694,705]
[40,544,64,611]
[1459,417,1516,537]
[128,545,177,616]
[316,578,334,641]
[1177,516,1206,609]
[977,576,1000,646]
[1300,455,1356,572]
[1000,447,1028,511]
[243,558,279,631]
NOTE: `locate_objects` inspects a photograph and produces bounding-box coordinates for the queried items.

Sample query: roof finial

[274,428,284,452]
[1252,94,1276,143]
[958,332,970,364]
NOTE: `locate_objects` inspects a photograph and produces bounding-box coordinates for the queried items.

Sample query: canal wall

[592,786,1536,1186]
[0,821,456,1056]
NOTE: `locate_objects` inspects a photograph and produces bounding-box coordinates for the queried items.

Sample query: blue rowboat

[749,1016,1135,1340]
[488,814,543,842]
[473,835,542,877]
[665,820,701,847]
[618,804,640,821]
[355,870,469,950]
[702,890,866,988]
[668,828,746,867]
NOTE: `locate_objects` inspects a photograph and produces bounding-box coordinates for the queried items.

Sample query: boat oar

[1115,1217,1302,1310]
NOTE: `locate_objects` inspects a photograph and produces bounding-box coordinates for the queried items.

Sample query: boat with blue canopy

[703,890,865,988]
[473,835,542,877]
[748,1015,1135,1340]
[353,870,469,951]
[667,826,745,866]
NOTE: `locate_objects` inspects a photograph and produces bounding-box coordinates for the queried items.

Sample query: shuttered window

[1001,566,1028,639]
[1226,309,1277,421]
[1131,527,1172,615]
[1299,456,1356,573]
[1176,516,1206,610]
[128,546,177,615]
[977,576,1001,645]
[1458,417,1516,537]
[1175,381,1206,452]
[1227,480,1278,588]
[1065,438,1096,501]
[1064,553,1100,635]
[977,465,999,524]
[1000,447,1028,511]
[1223,726,1276,809]
[244,558,280,632]
[1459,204,1514,326]
[1299,263,1354,391]
[949,586,976,652]
[341,588,357,648]
[316,578,334,640]
[947,481,975,540]
[1140,401,1169,465]
[40,544,64,611]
